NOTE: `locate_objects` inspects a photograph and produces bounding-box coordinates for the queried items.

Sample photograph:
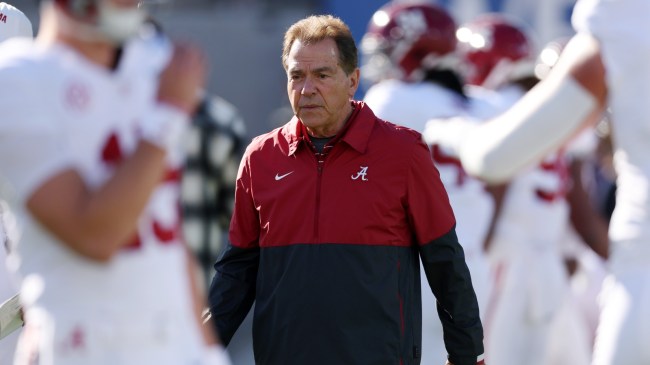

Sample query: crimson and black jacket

[209,101,483,365]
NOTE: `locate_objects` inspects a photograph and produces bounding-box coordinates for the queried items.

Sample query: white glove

[423,116,478,157]
[140,103,190,153]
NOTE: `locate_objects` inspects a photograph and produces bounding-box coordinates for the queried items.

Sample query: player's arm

[482,182,509,252]
[27,43,206,262]
[27,144,166,262]
[566,156,609,259]
[458,33,607,184]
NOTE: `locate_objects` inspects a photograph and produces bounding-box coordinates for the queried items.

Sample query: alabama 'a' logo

[351,166,369,181]
[65,81,90,112]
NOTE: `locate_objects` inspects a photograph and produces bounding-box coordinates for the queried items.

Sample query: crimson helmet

[456,13,536,89]
[360,1,458,84]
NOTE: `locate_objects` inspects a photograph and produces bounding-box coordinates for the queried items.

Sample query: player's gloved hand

[142,42,207,152]
[157,42,207,115]
[141,103,190,152]
[423,116,478,157]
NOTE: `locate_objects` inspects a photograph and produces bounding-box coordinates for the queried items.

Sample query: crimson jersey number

[535,153,570,203]
[101,132,182,250]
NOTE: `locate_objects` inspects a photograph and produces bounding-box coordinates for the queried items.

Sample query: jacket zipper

[314,155,325,242]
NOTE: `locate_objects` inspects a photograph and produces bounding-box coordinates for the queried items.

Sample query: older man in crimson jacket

[208,14,484,365]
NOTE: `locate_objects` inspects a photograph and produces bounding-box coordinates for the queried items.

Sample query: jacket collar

[282,100,376,156]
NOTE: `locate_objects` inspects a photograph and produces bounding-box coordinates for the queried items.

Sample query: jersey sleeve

[572,0,650,93]
[0,70,72,204]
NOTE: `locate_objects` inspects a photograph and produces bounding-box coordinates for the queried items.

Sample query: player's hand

[157,41,207,115]
[423,116,476,156]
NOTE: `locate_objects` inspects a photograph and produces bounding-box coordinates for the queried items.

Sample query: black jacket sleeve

[208,242,259,346]
[419,226,484,365]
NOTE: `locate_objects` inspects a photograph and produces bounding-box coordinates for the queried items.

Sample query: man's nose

[301,76,316,95]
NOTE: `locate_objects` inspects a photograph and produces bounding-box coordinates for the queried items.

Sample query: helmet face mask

[456,14,536,89]
[361,2,457,84]
[53,0,146,44]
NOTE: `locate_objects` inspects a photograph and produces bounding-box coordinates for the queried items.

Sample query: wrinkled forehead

[286,39,340,72]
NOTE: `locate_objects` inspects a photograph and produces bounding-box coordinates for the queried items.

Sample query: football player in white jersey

[361,3,490,364]
[0,3,33,364]
[536,37,611,358]
[0,0,229,364]
[450,0,650,364]
[428,14,592,365]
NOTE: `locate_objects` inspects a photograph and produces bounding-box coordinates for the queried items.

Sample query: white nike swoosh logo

[275,171,294,180]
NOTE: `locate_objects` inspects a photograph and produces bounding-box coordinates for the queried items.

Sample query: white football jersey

[488,85,571,258]
[0,34,203,362]
[574,0,650,263]
[482,85,583,365]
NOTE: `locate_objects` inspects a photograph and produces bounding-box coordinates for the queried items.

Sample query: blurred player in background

[426,13,593,364]
[0,0,230,364]
[361,2,492,364]
[0,3,33,364]
[181,93,247,288]
[450,0,650,363]
[535,37,610,356]
[456,15,589,365]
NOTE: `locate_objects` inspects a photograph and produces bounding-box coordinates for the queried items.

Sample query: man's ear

[349,68,360,97]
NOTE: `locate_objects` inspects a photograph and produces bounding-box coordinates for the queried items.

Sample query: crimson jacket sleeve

[208,154,260,346]
[407,139,484,365]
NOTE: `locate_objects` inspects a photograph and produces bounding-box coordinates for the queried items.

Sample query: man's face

[286,38,359,137]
